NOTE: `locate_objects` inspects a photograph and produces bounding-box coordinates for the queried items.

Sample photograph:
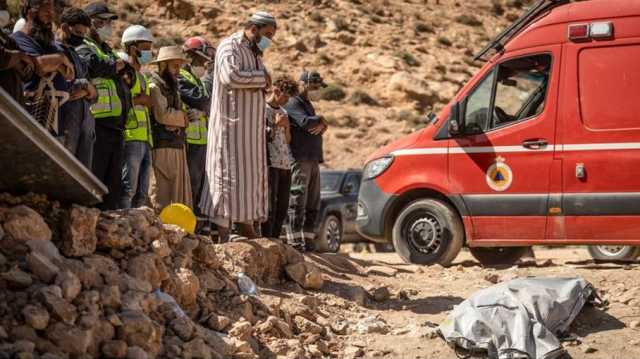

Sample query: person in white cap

[199,11,277,242]
[119,24,155,209]
[148,46,192,210]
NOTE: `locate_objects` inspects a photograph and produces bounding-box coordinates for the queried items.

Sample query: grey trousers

[286,160,321,243]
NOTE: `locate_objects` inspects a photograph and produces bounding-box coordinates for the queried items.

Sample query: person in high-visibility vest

[118,25,155,209]
[178,37,213,232]
[77,2,133,210]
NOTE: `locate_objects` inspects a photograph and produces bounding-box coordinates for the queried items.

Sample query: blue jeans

[120,141,152,209]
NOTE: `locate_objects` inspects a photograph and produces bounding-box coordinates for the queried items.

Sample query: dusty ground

[265,247,640,359]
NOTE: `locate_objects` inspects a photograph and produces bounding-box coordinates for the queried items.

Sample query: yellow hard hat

[159,203,196,234]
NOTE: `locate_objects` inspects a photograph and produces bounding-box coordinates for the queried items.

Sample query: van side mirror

[448,102,462,136]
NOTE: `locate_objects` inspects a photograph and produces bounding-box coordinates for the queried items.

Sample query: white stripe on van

[391,142,640,156]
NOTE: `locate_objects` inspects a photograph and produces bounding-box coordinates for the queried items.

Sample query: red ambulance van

[356,0,640,266]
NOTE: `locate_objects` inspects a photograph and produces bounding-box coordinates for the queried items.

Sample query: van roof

[534,0,640,28]
[500,0,640,56]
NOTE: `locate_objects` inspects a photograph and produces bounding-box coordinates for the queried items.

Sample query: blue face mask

[138,50,153,65]
[257,36,271,52]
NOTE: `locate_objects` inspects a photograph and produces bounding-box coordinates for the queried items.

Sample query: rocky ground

[60,0,528,169]
[1,193,639,359]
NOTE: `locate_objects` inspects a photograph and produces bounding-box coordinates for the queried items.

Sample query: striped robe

[199,31,269,224]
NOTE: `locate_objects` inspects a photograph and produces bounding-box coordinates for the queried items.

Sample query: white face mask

[96,24,113,41]
[0,11,10,28]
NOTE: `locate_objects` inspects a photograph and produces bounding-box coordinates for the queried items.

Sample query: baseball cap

[300,71,328,88]
[84,2,118,20]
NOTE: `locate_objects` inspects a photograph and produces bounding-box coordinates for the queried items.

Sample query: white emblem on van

[486,156,513,192]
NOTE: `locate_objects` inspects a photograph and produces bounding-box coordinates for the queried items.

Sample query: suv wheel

[588,245,640,262]
[469,247,530,267]
[314,214,342,253]
[392,199,463,266]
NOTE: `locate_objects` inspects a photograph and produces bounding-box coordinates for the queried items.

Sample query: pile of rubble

[0,193,339,359]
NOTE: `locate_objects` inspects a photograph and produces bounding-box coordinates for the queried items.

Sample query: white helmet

[121,25,154,46]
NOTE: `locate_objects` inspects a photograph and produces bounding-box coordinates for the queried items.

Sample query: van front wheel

[392,199,464,266]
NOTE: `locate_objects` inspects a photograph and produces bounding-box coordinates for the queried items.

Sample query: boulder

[229,320,253,341]
[3,205,51,242]
[60,258,104,289]
[193,240,221,268]
[368,285,390,302]
[354,316,390,335]
[217,239,289,285]
[46,322,94,355]
[26,240,63,264]
[102,340,128,358]
[101,285,122,308]
[40,286,77,325]
[163,268,200,307]
[22,305,50,330]
[96,212,134,250]
[126,346,149,359]
[55,270,82,302]
[199,271,226,292]
[206,315,232,332]
[151,239,170,258]
[255,316,293,339]
[182,338,213,359]
[117,310,163,355]
[293,317,323,335]
[285,262,324,290]
[1,267,33,288]
[61,205,100,257]
[26,251,59,283]
[169,317,194,341]
[127,254,162,288]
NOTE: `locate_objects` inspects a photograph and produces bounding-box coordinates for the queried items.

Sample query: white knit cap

[249,11,277,28]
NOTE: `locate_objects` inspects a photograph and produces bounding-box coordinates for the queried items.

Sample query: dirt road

[289,247,640,359]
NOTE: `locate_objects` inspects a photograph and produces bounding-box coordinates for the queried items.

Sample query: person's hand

[116,59,126,72]
[13,52,36,77]
[68,88,87,101]
[86,82,97,100]
[133,94,152,108]
[35,54,64,75]
[308,123,324,135]
[59,56,75,81]
[319,117,329,135]
[187,109,203,122]
[274,112,289,128]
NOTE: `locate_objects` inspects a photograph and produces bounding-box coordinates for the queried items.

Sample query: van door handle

[522,139,548,150]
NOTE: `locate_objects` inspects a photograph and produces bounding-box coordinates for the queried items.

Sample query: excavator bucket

[0,88,107,205]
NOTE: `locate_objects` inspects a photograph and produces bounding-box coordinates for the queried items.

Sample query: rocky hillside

[73,0,531,168]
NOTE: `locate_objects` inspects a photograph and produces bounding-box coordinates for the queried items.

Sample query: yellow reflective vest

[124,72,153,146]
[179,68,208,145]
[83,39,123,119]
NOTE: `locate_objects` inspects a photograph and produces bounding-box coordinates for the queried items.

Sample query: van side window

[579,45,640,130]
[463,54,551,133]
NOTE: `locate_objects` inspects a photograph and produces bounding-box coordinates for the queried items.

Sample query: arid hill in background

[73,0,530,168]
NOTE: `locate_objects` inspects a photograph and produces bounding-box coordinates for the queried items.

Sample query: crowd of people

[0,0,330,249]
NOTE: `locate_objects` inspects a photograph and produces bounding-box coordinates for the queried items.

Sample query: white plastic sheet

[439,277,594,359]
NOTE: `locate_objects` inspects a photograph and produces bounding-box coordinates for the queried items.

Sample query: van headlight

[363,156,394,180]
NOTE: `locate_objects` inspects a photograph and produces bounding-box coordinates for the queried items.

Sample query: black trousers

[92,125,124,210]
[187,143,207,216]
[262,167,291,238]
[287,160,321,238]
